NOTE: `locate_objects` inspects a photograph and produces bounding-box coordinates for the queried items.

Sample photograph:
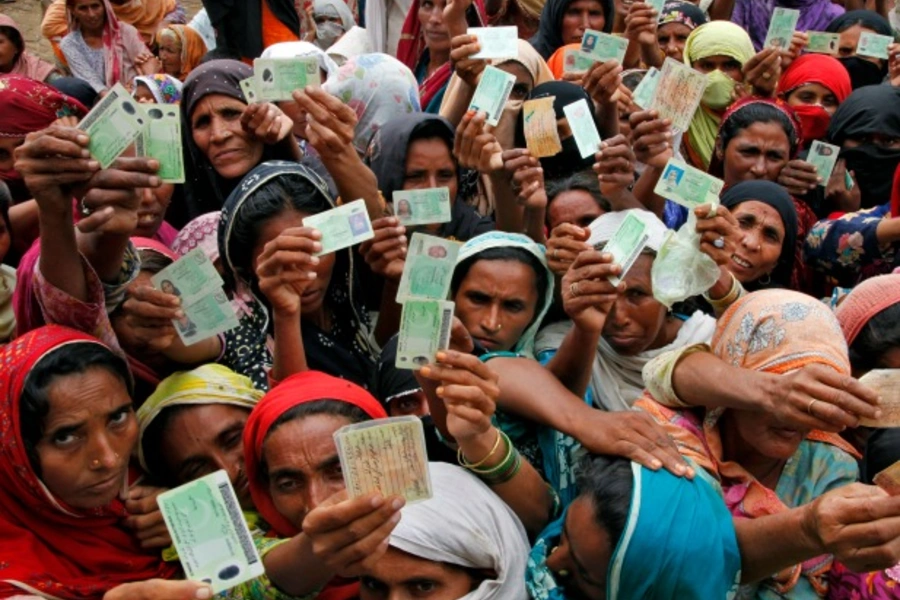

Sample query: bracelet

[704,272,742,306]
[482,450,522,485]
[457,428,503,469]
[468,431,514,475]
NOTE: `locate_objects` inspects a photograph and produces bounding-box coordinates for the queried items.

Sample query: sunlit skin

[251,209,337,318]
[264,414,351,529]
[720,121,791,187]
[71,0,106,37]
[728,200,785,285]
[453,260,539,352]
[657,22,692,62]
[157,37,182,78]
[498,61,535,102]
[837,24,885,68]
[35,367,136,510]
[783,83,840,115]
[602,254,679,356]
[360,548,479,599]
[388,391,430,418]
[0,136,24,174]
[158,404,255,510]
[0,32,18,72]
[404,138,459,199]
[692,54,744,83]
[545,496,611,600]
[190,94,264,181]
[547,189,605,231]
[562,0,607,46]
[419,0,451,60]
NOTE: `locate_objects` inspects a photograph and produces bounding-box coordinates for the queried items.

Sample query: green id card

[396,232,461,302]
[395,299,455,369]
[78,83,145,169]
[303,199,375,256]
[136,104,185,183]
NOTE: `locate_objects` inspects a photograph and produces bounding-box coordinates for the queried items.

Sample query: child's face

[0,218,10,263]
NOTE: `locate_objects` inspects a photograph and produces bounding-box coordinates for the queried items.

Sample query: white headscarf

[327,25,372,65]
[389,463,530,600]
[260,41,340,79]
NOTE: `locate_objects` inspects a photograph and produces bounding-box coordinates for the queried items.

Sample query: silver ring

[570,281,580,297]
[79,199,92,217]
[713,237,725,249]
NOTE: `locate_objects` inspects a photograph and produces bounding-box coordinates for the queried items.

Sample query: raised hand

[241,102,294,145]
[454,110,503,173]
[359,217,407,282]
[629,110,674,168]
[255,227,324,316]
[561,249,623,333]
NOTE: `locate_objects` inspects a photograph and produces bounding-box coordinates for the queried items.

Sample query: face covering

[792,103,830,143]
[841,145,900,208]
[315,21,344,49]
[839,57,885,90]
[703,69,737,110]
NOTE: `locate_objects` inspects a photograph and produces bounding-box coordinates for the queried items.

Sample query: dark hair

[718,103,799,159]
[546,170,612,222]
[140,403,192,484]
[19,342,131,476]
[409,119,454,152]
[575,455,634,550]
[848,303,900,373]
[0,25,23,57]
[138,248,174,275]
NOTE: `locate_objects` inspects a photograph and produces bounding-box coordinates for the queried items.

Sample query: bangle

[458,428,502,469]
[484,450,522,485]
[468,431,514,475]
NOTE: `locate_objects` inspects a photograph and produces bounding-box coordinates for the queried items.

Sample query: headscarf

[826,10,894,88]
[0,325,178,599]
[136,364,263,473]
[219,161,377,387]
[527,461,741,600]
[826,9,893,37]
[323,53,421,155]
[261,41,341,79]
[546,43,580,80]
[734,0,845,52]
[244,370,387,537]
[312,0,355,50]
[133,74,183,104]
[0,15,57,82]
[778,54,851,143]
[658,1,708,31]
[156,24,207,82]
[682,21,755,169]
[721,180,798,290]
[514,81,603,180]
[172,211,221,261]
[529,0,614,59]
[0,74,87,139]
[326,25,372,65]
[391,463,531,600]
[65,0,148,90]
[538,209,717,411]
[826,85,900,209]
[637,289,859,596]
[455,231,554,358]
[835,274,900,345]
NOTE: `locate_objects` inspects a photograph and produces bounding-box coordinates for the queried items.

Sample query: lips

[474,337,499,350]
[87,471,123,494]
[211,148,242,165]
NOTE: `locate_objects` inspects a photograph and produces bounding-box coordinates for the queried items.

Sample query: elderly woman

[0,15,60,83]
[0,325,178,597]
[155,24,207,82]
[638,290,861,599]
[528,0,613,60]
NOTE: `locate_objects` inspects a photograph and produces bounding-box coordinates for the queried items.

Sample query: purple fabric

[733,0,845,51]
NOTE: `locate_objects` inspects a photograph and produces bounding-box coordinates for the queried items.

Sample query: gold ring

[570,282,580,297]
[807,399,819,416]
[552,248,559,260]
[763,72,772,80]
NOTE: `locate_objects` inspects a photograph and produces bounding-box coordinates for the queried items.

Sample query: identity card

[334,416,433,503]
[152,247,223,302]
[523,96,562,158]
[136,104,185,183]
[806,141,840,188]
[176,291,241,346]
[303,199,375,256]
[581,29,629,64]
[469,26,518,60]
[157,470,264,593]
[603,211,652,286]
[650,58,707,133]
[78,83,146,169]
[396,233,461,302]
[858,370,900,427]
[646,0,666,13]
[563,98,601,159]
[806,32,840,55]
[763,7,799,50]
[563,48,595,73]
[239,77,260,104]
[857,31,892,60]
[393,187,452,227]
[253,56,321,102]
[653,157,724,210]
[875,460,900,495]
[631,67,660,109]
[469,65,516,127]
[395,299,455,369]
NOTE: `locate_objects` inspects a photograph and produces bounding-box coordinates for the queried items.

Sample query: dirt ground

[0,0,205,62]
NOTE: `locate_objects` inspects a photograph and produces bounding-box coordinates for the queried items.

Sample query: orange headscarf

[156,24,207,81]
[546,42,579,80]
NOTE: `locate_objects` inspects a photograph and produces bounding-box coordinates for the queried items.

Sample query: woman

[825,10,893,90]
[655,1,707,64]
[545,170,610,232]
[322,53,421,156]
[218,161,378,389]
[637,289,861,599]
[59,0,152,94]
[527,455,742,600]
[310,0,356,51]
[0,15,60,83]
[529,0,613,60]
[156,24,207,82]
[734,0,844,52]
[397,0,486,112]
[0,325,178,598]
[132,74,183,104]
[777,54,851,147]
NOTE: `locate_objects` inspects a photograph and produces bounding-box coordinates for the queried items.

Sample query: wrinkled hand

[256,227,323,315]
[824,159,860,213]
[419,349,499,444]
[454,110,503,173]
[303,491,405,578]
[561,250,623,333]
[114,283,182,353]
[78,157,162,235]
[771,363,881,431]
[241,102,294,145]
[777,159,820,197]
[359,217,407,282]
[629,110,674,168]
[293,86,359,160]
[546,223,591,277]
[450,34,487,87]
[624,1,659,47]
[103,580,213,600]
[502,148,546,209]
[583,60,623,106]
[694,204,739,266]
[124,485,172,549]
[593,134,636,195]
[744,47,782,97]
[135,52,161,76]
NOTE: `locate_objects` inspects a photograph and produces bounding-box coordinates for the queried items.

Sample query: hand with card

[743,47,782,97]
[890,42,900,86]
[102,579,214,600]
[454,110,504,173]
[449,33,487,87]
[629,109,674,168]
[546,223,591,276]
[777,158,821,196]
[359,217,408,282]
[693,203,739,266]
[561,249,624,333]
[502,148,546,206]
[593,134,637,197]
[824,159,860,214]
[240,101,294,146]
[624,1,660,49]
[583,59,624,107]
[255,226,326,316]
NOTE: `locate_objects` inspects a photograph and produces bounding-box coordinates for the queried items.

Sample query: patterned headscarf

[133,74,183,104]
[659,0,708,30]
[0,74,86,138]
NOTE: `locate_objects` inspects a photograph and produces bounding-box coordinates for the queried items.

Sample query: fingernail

[436,351,447,361]
[391,498,405,511]
[420,366,431,377]
[371,494,385,507]
[175,310,185,318]
[195,587,212,600]
[77,134,89,144]
[149,176,160,187]
[88,160,100,169]
[436,386,445,397]
[312,242,322,252]
[306,271,317,279]
[651,459,662,469]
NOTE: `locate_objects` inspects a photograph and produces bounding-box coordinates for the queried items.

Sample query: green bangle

[481,450,522,485]
[468,431,514,475]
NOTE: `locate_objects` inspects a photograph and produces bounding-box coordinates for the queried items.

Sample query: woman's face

[158,404,253,509]
[657,22,692,62]
[547,189,604,231]
[721,121,791,187]
[36,366,136,509]
[160,280,176,295]
[722,408,806,463]
[838,25,884,68]
[562,0,607,46]
[784,83,840,116]
[71,0,106,33]
[360,548,478,600]
[133,82,156,104]
[158,36,183,77]
[454,259,540,353]
[418,0,450,56]
[133,184,175,238]
[497,61,535,102]
[403,137,458,201]
[545,496,611,600]
[251,209,337,317]
[388,390,430,418]
[263,413,352,529]
[190,93,264,181]
[692,54,744,83]
[729,200,785,285]
[0,32,17,72]
[602,254,669,356]
[0,136,24,175]
[843,133,900,150]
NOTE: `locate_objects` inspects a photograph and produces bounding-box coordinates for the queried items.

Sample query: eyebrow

[562,519,605,588]
[44,402,131,439]
[270,455,341,481]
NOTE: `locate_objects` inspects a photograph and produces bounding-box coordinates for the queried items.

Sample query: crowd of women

[6,0,900,598]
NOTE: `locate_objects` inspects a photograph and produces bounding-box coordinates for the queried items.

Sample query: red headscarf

[0,74,87,138]
[0,325,178,599]
[777,54,851,144]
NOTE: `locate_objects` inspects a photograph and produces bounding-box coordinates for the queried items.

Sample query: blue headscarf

[527,461,742,600]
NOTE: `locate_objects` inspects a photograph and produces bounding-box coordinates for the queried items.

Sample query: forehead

[263,413,350,469]
[731,121,789,146]
[43,368,128,425]
[365,547,469,583]
[497,61,534,86]
[732,199,785,229]
[620,253,653,286]
[461,258,538,293]
[406,137,452,164]
[190,93,246,118]
[166,403,250,435]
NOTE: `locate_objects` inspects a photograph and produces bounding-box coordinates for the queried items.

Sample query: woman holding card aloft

[529,0,613,60]
[824,10,893,90]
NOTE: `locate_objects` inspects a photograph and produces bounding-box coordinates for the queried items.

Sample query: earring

[758,273,772,286]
